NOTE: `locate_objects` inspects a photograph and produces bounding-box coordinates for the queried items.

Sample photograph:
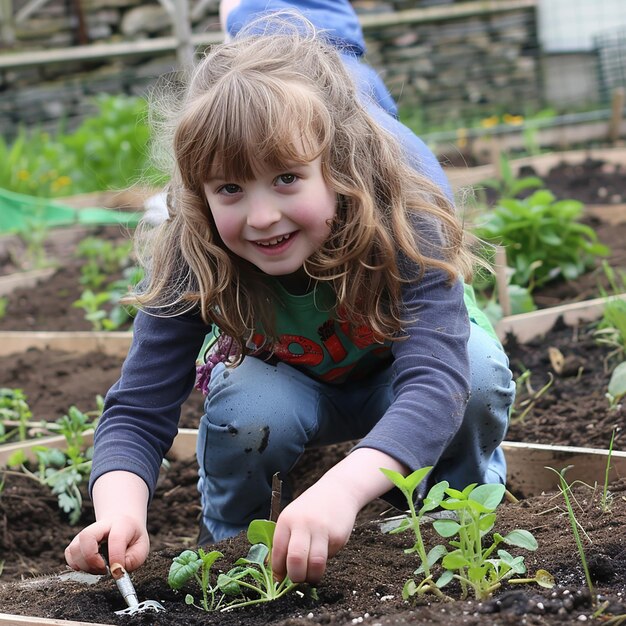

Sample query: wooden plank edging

[447,147,626,190]
[495,292,626,343]
[0,269,56,296]
[0,613,113,626]
[0,331,132,357]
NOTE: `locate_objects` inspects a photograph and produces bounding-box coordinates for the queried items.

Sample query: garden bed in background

[1,153,625,333]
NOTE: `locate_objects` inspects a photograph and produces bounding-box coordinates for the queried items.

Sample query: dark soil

[1,156,626,624]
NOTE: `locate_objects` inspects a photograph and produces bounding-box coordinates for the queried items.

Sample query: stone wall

[0,0,539,138]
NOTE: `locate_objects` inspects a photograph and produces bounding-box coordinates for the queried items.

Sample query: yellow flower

[503,114,524,126]
[51,176,72,192]
[17,170,30,181]
[480,115,500,129]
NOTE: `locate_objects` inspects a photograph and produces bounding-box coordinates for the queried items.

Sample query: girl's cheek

[210,209,240,241]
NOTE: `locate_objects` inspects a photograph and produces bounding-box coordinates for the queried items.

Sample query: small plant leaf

[443,549,470,570]
[436,570,454,588]
[247,519,275,550]
[608,361,626,401]
[243,543,269,567]
[468,483,505,511]
[402,578,417,600]
[432,518,461,538]
[535,569,556,588]
[168,550,201,589]
[421,480,448,513]
[501,529,538,551]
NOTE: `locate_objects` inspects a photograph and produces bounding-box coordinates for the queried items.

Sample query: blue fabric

[197,323,513,541]
[226,0,367,55]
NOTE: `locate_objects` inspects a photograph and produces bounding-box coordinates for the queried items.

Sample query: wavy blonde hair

[135,16,478,350]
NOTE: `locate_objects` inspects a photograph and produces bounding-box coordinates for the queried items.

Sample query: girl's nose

[246,197,281,230]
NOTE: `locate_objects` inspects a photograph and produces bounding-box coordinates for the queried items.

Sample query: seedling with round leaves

[432,482,540,601]
[217,519,301,611]
[167,548,225,611]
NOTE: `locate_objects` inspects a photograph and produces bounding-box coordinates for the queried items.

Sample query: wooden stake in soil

[270,472,283,523]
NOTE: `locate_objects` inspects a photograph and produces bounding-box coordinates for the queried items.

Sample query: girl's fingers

[65,521,110,573]
[306,534,329,585]
[285,529,312,583]
[271,523,290,581]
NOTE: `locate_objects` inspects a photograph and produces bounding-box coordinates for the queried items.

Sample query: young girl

[65,1,515,586]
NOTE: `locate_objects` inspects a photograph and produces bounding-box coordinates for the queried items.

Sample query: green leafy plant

[75,237,134,289]
[14,212,52,270]
[432,483,539,601]
[474,189,609,292]
[0,388,33,443]
[380,466,450,599]
[168,548,225,611]
[0,95,167,197]
[7,402,101,524]
[381,467,542,602]
[0,296,7,320]
[594,263,626,366]
[73,290,112,331]
[217,519,299,610]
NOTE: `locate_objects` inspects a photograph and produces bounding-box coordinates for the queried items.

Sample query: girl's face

[204,156,336,278]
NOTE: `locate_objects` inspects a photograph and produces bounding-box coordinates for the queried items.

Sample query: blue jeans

[196,322,514,541]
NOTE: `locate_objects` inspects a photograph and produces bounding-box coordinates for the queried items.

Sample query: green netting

[0,187,141,233]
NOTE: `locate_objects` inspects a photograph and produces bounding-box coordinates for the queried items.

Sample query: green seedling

[6,403,100,524]
[510,369,554,425]
[0,296,7,320]
[73,289,112,331]
[547,466,596,606]
[76,237,135,289]
[380,466,450,599]
[168,548,225,611]
[601,430,617,514]
[217,519,299,611]
[12,208,53,270]
[433,483,539,601]
[606,362,626,410]
[0,388,33,443]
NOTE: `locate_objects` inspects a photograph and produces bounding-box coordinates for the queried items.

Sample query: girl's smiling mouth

[252,231,298,253]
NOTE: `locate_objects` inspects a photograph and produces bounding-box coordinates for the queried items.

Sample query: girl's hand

[272,447,408,584]
[65,470,150,573]
[272,480,359,584]
[64,517,150,574]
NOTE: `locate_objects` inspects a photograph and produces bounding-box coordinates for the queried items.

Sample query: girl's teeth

[259,233,290,246]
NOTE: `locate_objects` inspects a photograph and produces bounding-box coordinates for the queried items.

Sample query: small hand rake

[109,561,166,616]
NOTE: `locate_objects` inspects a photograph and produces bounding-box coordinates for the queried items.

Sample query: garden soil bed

[1,156,626,624]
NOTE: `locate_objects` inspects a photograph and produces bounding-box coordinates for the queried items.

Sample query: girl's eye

[276,174,297,186]
[218,183,242,195]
